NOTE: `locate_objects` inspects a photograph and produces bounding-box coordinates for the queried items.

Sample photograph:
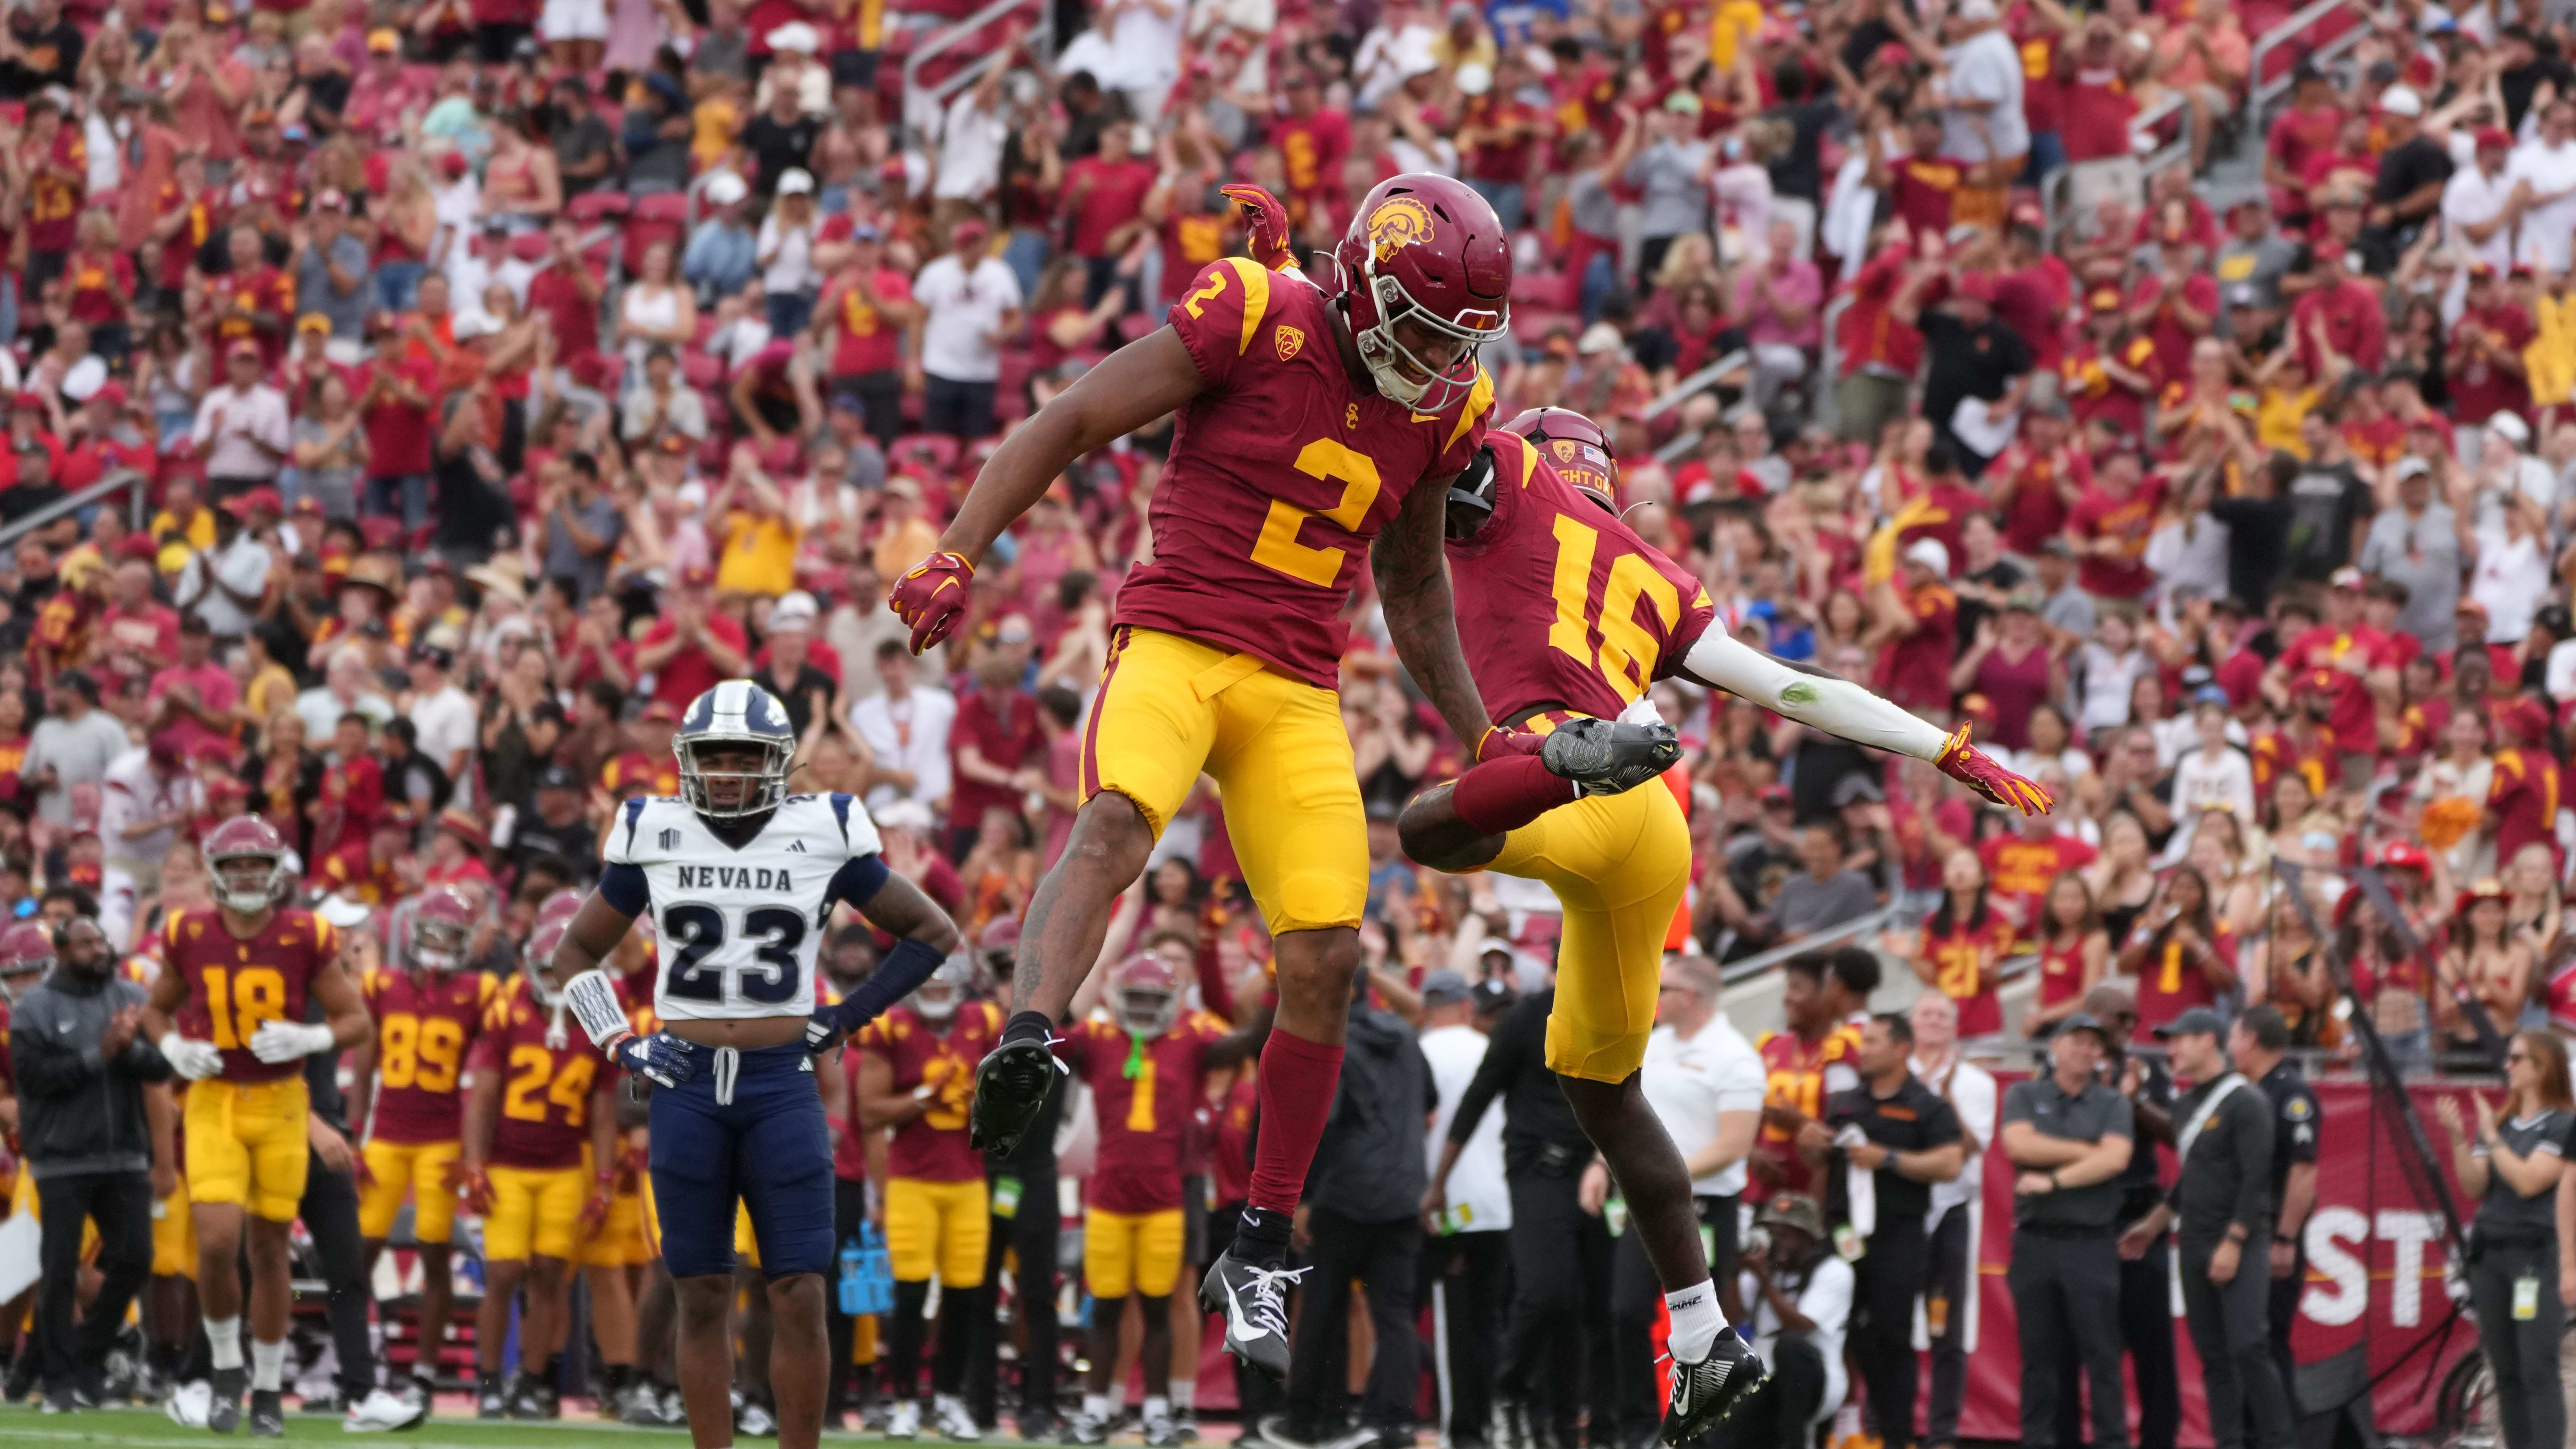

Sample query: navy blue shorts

[648,1041,834,1281]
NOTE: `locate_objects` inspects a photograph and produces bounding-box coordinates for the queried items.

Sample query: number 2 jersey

[360,966,497,1144]
[1057,1013,1231,1214]
[1115,257,1495,689]
[599,792,889,1023]
[162,907,341,1083]
[469,975,608,1170]
[1445,430,1716,724]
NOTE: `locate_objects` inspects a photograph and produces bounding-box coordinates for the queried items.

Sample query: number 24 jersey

[601,792,886,1022]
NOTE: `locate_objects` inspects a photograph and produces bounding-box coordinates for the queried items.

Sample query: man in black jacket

[9,916,170,1411]
[1279,971,1435,1449]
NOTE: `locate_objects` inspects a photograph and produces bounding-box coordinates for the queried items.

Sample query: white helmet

[675,680,797,819]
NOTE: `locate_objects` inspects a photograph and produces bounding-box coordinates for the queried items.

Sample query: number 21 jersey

[600,792,885,1022]
[1115,256,1495,689]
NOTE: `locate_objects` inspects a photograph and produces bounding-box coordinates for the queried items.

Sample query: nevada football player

[888,174,1672,1379]
[550,680,960,1449]
[1407,407,2049,1442]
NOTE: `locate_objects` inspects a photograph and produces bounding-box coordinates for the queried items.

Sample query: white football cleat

[934,1393,981,1441]
[889,1399,923,1440]
[343,1386,430,1432]
[165,1379,213,1429]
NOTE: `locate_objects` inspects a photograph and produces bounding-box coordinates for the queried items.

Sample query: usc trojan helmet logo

[1366,196,1435,262]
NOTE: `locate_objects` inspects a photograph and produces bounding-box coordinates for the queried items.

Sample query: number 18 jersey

[600,792,886,1023]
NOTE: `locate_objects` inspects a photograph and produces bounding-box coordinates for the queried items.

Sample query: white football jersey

[602,792,884,1021]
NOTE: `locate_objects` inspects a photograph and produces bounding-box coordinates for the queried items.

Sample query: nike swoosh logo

[1223,1281,1273,1342]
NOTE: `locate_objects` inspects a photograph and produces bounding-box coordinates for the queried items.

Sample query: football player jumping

[550,680,961,1449]
[141,816,372,1435]
[888,175,1673,1380]
[1409,409,2049,1441]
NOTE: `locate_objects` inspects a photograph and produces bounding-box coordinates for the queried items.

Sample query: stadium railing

[0,467,150,552]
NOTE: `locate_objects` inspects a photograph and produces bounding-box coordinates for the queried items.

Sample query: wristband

[2273,1234,2298,1246]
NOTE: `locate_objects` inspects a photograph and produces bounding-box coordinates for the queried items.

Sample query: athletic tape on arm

[563,969,634,1048]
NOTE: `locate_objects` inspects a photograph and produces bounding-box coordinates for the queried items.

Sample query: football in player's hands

[886,551,975,655]
[158,1032,223,1081]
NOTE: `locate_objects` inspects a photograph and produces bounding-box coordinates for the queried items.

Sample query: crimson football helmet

[408,886,476,975]
[0,921,53,999]
[526,915,573,993]
[1504,407,1619,511]
[536,889,583,933]
[1106,954,1183,1040]
[1332,174,1511,412]
[911,953,974,1023]
[204,815,292,915]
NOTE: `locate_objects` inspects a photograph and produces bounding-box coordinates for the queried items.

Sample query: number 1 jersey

[1445,431,1716,725]
[600,792,886,1023]
[1116,256,1495,689]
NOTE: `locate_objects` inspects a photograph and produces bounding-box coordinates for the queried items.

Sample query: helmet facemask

[0,960,46,1003]
[1348,267,1502,411]
[1112,982,1179,1039]
[677,735,794,819]
[210,849,286,914]
[913,954,973,1023]
[411,914,469,975]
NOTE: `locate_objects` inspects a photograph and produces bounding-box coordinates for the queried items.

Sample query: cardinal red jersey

[2489,747,2561,868]
[2059,334,2156,440]
[2546,960,2576,1036]
[2283,623,2396,745]
[858,1002,1001,1183]
[2132,924,2236,1031]
[2036,931,2092,1011]
[1446,431,1716,724]
[1922,911,2015,1036]
[1114,257,1494,689]
[24,128,84,253]
[361,965,497,1144]
[1750,1022,1861,1195]
[162,907,339,1084]
[207,265,297,361]
[1991,442,2094,556]
[1059,1013,1228,1214]
[2251,723,2340,799]
[469,977,607,1170]
[1979,834,2099,929]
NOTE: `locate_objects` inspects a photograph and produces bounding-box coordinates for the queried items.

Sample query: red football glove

[1220,182,1298,272]
[579,1173,616,1234]
[1474,725,1544,763]
[457,1166,495,1216]
[887,550,975,655]
[1934,721,2053,816]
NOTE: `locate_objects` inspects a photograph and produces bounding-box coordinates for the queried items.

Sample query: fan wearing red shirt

[2266,67,2346,222]
[20,97,84,287]
[201,226,298,367]
[2291,261,2387,375]
[2065,453,2162,598]
[817,224,917,446]
[2488,720,2562,871]
[1458,71,1543,226]
[635,567,751,712]
[359,313,439,526]
[947,651,1046,855]
[2448,267,2534,427]
[1978,812,2098,931]
[1835,239,1928,443]
[1269,73,1353,221]
[1872,114,1965,238]
[2273,570,2398,789]
[2127,233,2220,390]
[2058,31,2138,171]
[1062,134,1160,299]
[1990,409,2093,555]
[1871,537,1959,717]
[524,221,604,371]
[2120,872,2236,1032]
[2058,288,2158,440]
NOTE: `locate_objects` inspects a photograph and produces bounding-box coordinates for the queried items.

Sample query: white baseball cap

[777,167,816,195]
[2380,85,2423,116]
[1905,537,1951,575]
[705,170,750,206]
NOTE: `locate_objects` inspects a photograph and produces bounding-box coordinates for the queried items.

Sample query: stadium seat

[891,433,958,478]
[566,191,629,223]
[681,351,725,391]
[624,192,692,275]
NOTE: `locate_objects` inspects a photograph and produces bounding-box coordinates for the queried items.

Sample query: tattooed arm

[1375,469,1495,749]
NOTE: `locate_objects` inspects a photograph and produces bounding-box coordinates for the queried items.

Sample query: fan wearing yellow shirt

[151,476,221,557]
[710,451,804,601]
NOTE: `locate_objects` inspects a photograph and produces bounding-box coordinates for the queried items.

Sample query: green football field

[0,1402,933,1446]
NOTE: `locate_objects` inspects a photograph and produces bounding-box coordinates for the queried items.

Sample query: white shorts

[540,0,607,40]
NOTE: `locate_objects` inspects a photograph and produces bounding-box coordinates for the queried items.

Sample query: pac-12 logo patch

[1552,439,1578,463]
[1366,195,1434,261]
[1274,325,1304,362]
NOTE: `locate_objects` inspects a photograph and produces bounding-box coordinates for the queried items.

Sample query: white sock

[1145,1396,1170,1419]
[1170,1380,1194,1412]
[1666,1280,1727,1364]
[1084,1394,1112,1420]
[205,1316,243,1372]
[250,1338,286,1393]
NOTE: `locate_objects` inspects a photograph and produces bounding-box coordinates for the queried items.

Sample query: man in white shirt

[98,736,206,893]
[849,640,958,812]
[2444,126,2523,274]
[1939,0,2028,174]
[1418,971,1513,1449]
[190,341,291,497]
[2507,98,2576,275]
[1908,991,1997,1449]
[1734,1193,1853,1448]
[406,644,479,784]
[25,671,136,826]
[910,217,1024,442]
[173,497,273,642]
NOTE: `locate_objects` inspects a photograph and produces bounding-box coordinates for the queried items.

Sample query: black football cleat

[967,1035,1065,1155]
[1658,1328,1768,1446]
[1198,1246,1303,1384]
[248,1388,286,1437]
[1539,718,1682,796]
[208,1368,246,1434]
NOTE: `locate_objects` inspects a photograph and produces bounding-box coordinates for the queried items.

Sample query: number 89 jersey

[600,792,886,1022]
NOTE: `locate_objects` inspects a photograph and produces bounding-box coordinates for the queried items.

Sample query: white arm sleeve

[563,969,634,1048]
[1676,629,1953,761]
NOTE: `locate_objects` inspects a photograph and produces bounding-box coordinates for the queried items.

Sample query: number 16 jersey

[599,792,887,1023]
[1116,256,1495,690]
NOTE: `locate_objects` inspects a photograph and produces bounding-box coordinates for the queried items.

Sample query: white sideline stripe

[0,1414,903,1445]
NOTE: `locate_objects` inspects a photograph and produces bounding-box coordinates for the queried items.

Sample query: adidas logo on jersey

[671,866,801,891]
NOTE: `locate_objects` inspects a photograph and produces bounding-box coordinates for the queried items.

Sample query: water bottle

[837,1237,865,1316]
[852,1223,896,1316]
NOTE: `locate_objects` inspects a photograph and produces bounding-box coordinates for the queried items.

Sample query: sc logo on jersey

[1367,196,1433,261]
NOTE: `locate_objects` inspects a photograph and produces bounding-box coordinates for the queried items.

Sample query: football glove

[1220,182,1298,272]
[458,1167,495,1216]
[249,1019,337,1064]
[579,1173,616,1233]
[888,550,975,655]
[1934,721,2053,815]
[609,1031,699,1089]
[158,1032,223,1081]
